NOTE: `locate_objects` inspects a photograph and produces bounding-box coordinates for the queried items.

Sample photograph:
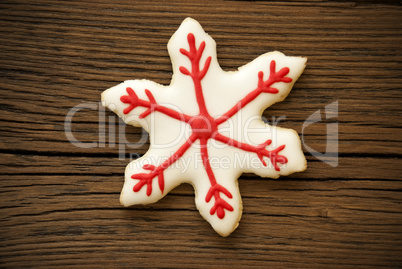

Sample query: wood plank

[1,175,401,268]
[1,152,401,180]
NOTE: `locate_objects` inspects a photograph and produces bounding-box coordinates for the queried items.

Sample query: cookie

[102,17,307,236]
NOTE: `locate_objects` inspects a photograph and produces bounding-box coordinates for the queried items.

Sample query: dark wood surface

[1,0,401,268]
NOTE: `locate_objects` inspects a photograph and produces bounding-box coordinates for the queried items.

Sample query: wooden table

[1,0,401,267]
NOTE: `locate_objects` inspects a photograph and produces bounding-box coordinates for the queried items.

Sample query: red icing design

[120,33,292,219]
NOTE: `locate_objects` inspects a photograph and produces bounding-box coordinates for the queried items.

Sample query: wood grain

[1,0,401,268]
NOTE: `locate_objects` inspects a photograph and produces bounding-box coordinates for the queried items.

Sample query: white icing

[101,17,307,237]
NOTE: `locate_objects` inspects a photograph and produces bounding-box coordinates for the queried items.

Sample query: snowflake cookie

[102,18,307,237]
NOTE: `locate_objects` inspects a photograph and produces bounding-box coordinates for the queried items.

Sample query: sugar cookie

[102,18,307,236]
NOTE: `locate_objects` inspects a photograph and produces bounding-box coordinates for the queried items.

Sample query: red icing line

[120,87,192,123]
[131,133,198,196]
[200,139,233,219]
[179,33,212,116]
[121,33,293,219]
[214,133,287,171]
[214,60,292,125]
